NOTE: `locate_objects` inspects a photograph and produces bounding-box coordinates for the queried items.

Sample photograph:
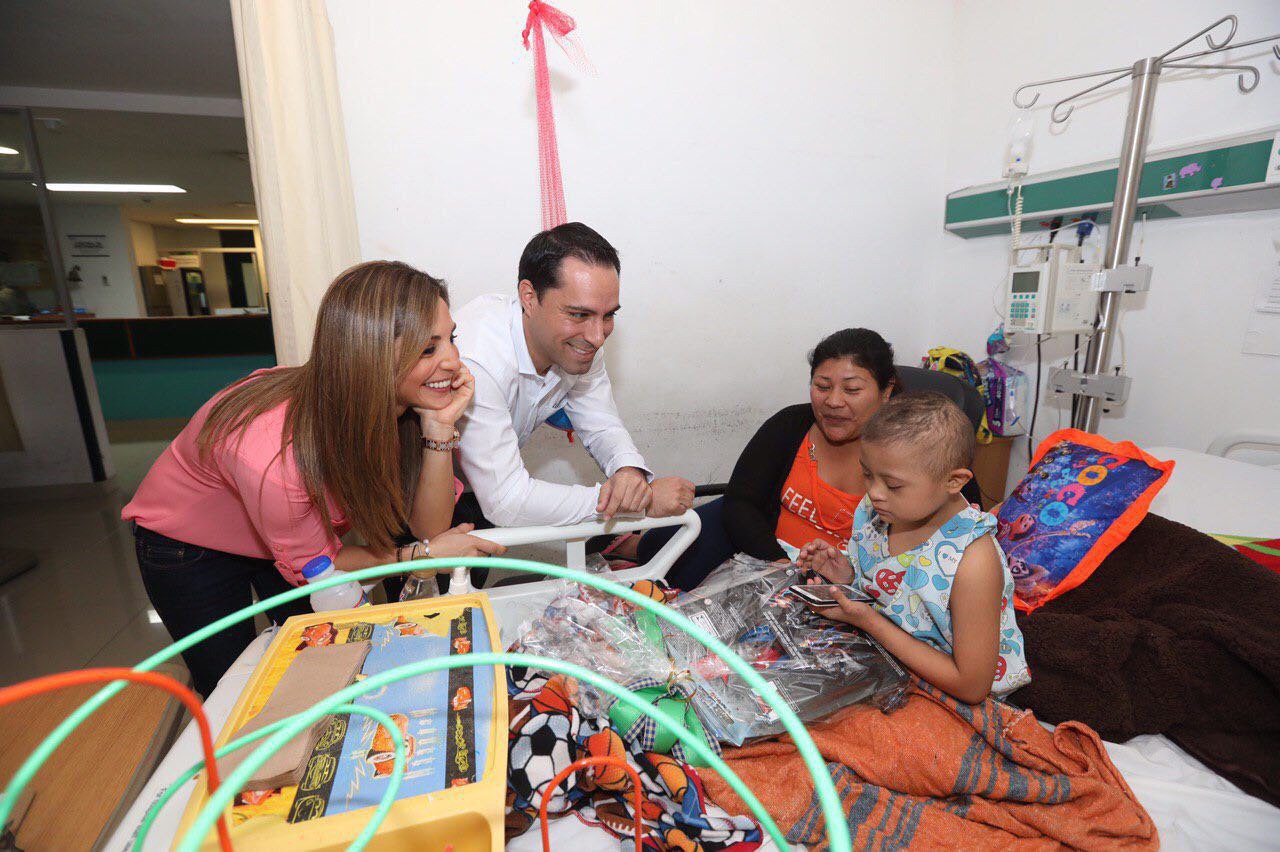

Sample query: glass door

[0,107,74,327]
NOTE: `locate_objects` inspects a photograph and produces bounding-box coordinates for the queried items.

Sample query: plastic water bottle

[302,556,368,611]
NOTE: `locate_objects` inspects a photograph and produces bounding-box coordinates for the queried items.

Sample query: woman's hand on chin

[416,363,475,432]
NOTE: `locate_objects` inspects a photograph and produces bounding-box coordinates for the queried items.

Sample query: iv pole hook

[1159,14,1238,60]
[1162,62,1260,94]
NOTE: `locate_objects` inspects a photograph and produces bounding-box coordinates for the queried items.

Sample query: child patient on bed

[797,391,1030,703]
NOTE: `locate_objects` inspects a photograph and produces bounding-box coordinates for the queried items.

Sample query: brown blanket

[1012,513,1280,806]
[703,682,1156,850]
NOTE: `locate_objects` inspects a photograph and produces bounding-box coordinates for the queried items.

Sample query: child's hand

[797,540,852,583]
[805,588,874,629]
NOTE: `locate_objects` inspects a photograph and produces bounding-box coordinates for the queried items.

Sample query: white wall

[325,0,956,483]
[934,0,1280,486]
[129,219,158,266]
[0,328,113,488]
[55,204,145,318]
[323,0,1280,494]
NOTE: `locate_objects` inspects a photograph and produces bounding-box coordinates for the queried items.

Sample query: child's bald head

[862,391,975,479]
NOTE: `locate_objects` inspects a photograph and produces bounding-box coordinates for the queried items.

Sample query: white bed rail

[453,510,702,645]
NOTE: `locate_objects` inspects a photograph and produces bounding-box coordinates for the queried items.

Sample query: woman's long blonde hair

[198,260,447,552]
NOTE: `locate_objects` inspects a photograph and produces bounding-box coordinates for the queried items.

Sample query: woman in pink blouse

[124,261,503,695]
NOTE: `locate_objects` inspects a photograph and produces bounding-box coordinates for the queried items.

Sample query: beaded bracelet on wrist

[422,429,460,452]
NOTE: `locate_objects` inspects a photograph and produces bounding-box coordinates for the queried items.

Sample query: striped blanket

[702,681,1157,850]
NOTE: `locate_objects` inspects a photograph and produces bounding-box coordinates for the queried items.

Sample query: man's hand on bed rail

[597,467,653,519]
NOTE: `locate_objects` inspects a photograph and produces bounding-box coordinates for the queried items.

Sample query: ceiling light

[46,183,186,193]
[0,146,18,156]
[175,218,259,225]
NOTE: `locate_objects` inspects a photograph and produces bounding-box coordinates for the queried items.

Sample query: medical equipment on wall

[1007,14,1280,429]
[1004,243,1099,335]
[1003,110,1034,180]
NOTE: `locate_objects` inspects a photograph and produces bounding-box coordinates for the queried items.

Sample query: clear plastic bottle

[302,555,368,611]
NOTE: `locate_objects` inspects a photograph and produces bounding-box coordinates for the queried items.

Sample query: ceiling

[0,0,255,226]
[0,0,241,98]
[0,108,256,224]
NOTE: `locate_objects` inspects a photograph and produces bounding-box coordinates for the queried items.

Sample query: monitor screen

[1011,270,1040,294]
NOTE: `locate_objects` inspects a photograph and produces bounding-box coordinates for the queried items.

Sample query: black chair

[894,364,985,434]
[695,364,987,503]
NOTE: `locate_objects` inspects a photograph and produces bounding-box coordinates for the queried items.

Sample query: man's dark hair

[517,222,621,297]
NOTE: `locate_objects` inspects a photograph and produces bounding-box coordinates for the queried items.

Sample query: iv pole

[1011,15,1280,433]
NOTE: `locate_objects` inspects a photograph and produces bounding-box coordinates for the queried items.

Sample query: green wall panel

[92,355,277,421]
[945,138,1274,226]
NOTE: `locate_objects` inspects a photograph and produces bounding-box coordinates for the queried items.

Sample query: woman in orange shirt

[733,328,898,556]
[617,329,899,587]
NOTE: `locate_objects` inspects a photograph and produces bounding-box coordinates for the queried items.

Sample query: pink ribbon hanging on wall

[521,1,589,230]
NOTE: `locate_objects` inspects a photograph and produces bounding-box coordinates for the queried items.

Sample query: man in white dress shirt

[453,223,694,560]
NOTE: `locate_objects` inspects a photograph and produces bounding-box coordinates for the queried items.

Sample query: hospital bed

[106,449,1280,851]
[1073,442,1280,852]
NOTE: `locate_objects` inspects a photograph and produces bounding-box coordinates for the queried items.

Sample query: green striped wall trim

[945,133,1278,238]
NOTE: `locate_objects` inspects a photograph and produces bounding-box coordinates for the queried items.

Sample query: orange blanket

[703,683,1157,850]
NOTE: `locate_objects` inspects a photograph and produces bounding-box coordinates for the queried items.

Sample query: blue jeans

[635,497,735,590]
[134,524,312,697]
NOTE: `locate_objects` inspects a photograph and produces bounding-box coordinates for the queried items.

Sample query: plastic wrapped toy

[662,555,910,746]
[511,581,671,718]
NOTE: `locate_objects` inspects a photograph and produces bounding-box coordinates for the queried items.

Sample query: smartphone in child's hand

[788,584,875,608]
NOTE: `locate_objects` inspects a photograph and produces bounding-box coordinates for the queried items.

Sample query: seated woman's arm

[723,407,808,562]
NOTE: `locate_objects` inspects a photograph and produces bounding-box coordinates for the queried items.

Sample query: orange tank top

[775,433,863,551]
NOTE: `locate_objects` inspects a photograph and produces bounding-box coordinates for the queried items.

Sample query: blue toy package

[980,325,1028,437]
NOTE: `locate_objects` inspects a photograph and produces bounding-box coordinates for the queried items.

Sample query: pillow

[997,429,1175,611]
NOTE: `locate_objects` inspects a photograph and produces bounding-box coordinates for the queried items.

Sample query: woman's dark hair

[808,328,899,392]
[518,222,621,297]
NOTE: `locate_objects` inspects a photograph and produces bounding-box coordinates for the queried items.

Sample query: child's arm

[814,535,1003,704]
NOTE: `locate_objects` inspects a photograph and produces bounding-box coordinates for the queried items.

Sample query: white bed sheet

[108,449,1280,849]
[1098,733,1279,851]
[1147,446,1280,539]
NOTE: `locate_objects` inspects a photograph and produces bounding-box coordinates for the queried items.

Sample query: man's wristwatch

[422,428,460,453]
